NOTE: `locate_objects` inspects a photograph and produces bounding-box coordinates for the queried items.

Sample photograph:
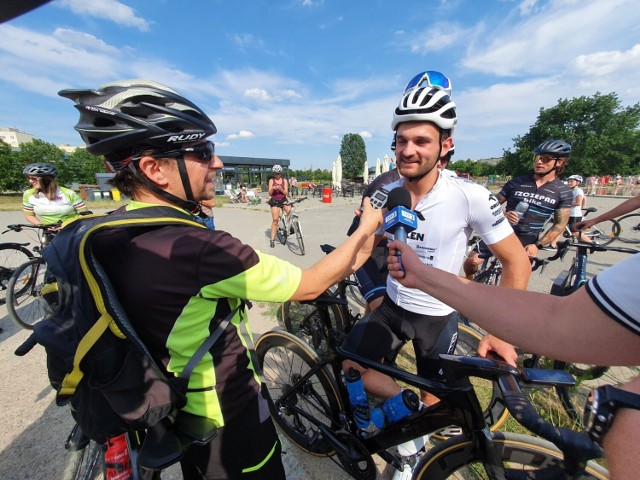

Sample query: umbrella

[331,161,337,188]
[382,154,390,173]
[335,155,342,188]
[362,161,369,184]
[375,158,381,178]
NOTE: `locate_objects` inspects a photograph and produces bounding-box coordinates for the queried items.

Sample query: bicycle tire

[292,216,305,255]
[0,244,34,305]
[616,213,640,244]
[553,359,640,424]
[276,216,287,244]
[255,329,344,456]
[581,218,620,246]
[412,431,608,479]
[6,257,59,330]
[279,296,347,355]
[343,275,367,309]
[61,439,103,480]
[432,324,509,440]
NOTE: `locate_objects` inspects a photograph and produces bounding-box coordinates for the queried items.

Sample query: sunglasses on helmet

[404,70,452,96]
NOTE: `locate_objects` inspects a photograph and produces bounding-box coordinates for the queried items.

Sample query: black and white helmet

[535,140,572,157]
[58,79,217,167]
[568,175,583,183]
[23,162,58,177]
[272,165,283,174]
[391,87,457,132]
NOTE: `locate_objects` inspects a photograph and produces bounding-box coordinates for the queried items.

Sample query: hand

[504,210,520,225]
[357,198,382,234]
[386,240,425,288]
[477,334,518,367]
[523,243,539,257]
[572,219,594,232]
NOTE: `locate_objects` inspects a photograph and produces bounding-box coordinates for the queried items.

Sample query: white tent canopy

[362,161,369,184]
[375,158,381,178]
[335,155,342,189]
[382,154,390,173]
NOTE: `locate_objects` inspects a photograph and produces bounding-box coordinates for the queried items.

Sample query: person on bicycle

[267,164,291,248]
[60,78,382,480]
[22,162,88,230]
[342,85,531,407]
[387,239,640,480]
[463,139,573,278]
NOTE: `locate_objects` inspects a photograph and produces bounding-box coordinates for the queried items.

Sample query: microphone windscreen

[386,187,411,210]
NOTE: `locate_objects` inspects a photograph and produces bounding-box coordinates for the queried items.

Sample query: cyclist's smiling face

[395,122,451,180]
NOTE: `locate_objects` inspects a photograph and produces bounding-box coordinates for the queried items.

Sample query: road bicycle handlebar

[549,239,639,261]
[3,222,61,234]
[439,354,603,476]
[281,196,308,207]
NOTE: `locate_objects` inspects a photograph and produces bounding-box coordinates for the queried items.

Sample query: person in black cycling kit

[463,139,572,278]
[60,79,382,480]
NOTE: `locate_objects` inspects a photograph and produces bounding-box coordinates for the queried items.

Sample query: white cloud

[245,88,271,101]
[53,28,119,55]
[58,0,150,31]
[359,131,373,139]
[226,130,255,140]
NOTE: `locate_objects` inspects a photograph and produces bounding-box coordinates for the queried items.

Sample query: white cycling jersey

[383,174,514,315]
[585,253,640,335]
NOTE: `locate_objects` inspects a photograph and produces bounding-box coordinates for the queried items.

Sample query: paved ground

[0,192,634,479]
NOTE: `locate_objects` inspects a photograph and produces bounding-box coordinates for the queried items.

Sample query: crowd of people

[6,67,638,479]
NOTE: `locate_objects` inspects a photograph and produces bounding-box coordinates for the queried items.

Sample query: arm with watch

[527,207,571,255]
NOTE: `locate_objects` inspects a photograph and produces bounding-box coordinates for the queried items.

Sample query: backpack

[15,206,239,444]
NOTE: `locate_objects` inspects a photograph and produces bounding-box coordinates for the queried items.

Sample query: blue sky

[1,0,639,171]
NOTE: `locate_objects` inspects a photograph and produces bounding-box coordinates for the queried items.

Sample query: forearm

[293,229,375,300]
[24,214,40,226]
[592,195,640,223]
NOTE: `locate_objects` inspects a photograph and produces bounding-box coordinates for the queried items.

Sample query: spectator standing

[289,176,298,198]
[60,79,382,480]
[22,162,88,229]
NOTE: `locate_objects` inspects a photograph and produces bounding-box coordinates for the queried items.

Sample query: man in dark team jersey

[463,139,572,278]
[60,79,382,480]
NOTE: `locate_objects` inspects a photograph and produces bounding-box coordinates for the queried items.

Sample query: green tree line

[0,139,106,192]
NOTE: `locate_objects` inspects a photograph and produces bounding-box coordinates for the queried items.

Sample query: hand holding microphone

[383,188,418,272]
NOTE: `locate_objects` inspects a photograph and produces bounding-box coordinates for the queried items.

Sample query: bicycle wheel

[343,275,367,309]
[276,215,287,244]
[413,431,608,479]
[0,244,33,304]
[617,213,640,244]
[432,324,508,439]
[292,216,305,255]
[7,257,59,329]
[255,330,344,456]
[279,297,347,355]
[554,359,640,424]
[581,219,620,246]
[61,433,103,480]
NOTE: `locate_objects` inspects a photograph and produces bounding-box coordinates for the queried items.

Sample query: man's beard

[400,160,438,183]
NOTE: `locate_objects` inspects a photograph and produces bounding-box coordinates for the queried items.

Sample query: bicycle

[3,224,59,329]
[275,196,307,255]
[0,224,40,304]
[544,207,620,246]
[256,318,608,479]
[546,238,640,422]
[616,211,640,244]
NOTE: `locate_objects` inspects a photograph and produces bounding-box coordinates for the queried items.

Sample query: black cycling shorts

[341,295,459,380]
[180,391,285,479]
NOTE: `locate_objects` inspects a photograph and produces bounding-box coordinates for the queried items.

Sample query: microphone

[383,187,417,242]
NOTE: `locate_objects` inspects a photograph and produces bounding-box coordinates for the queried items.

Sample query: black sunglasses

[151,141,215,162]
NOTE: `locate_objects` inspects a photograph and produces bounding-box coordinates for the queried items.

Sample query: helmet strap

[128,161,201,214]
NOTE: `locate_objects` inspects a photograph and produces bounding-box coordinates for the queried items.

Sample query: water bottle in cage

[344,368,375,433]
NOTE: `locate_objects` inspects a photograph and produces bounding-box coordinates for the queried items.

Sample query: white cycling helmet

[391,87,457,132]
[568,175,583,183]
[272,165,283,174]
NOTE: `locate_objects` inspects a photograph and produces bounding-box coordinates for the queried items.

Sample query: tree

[339,133,367,180]
[498,92,640,177]
[0,140,25,192]
[63,148,107,185]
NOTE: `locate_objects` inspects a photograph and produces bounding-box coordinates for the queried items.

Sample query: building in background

[0,127,34,148]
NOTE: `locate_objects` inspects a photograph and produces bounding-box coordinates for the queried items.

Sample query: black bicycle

[256,316,608,479]
[275,196,307,255]
[616,212,640,244]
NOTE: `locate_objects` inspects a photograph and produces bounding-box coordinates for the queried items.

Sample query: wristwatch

[534,241,545,250]
[583,385,640,446]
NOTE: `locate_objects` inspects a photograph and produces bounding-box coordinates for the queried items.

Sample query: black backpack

[16,206,239,445]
